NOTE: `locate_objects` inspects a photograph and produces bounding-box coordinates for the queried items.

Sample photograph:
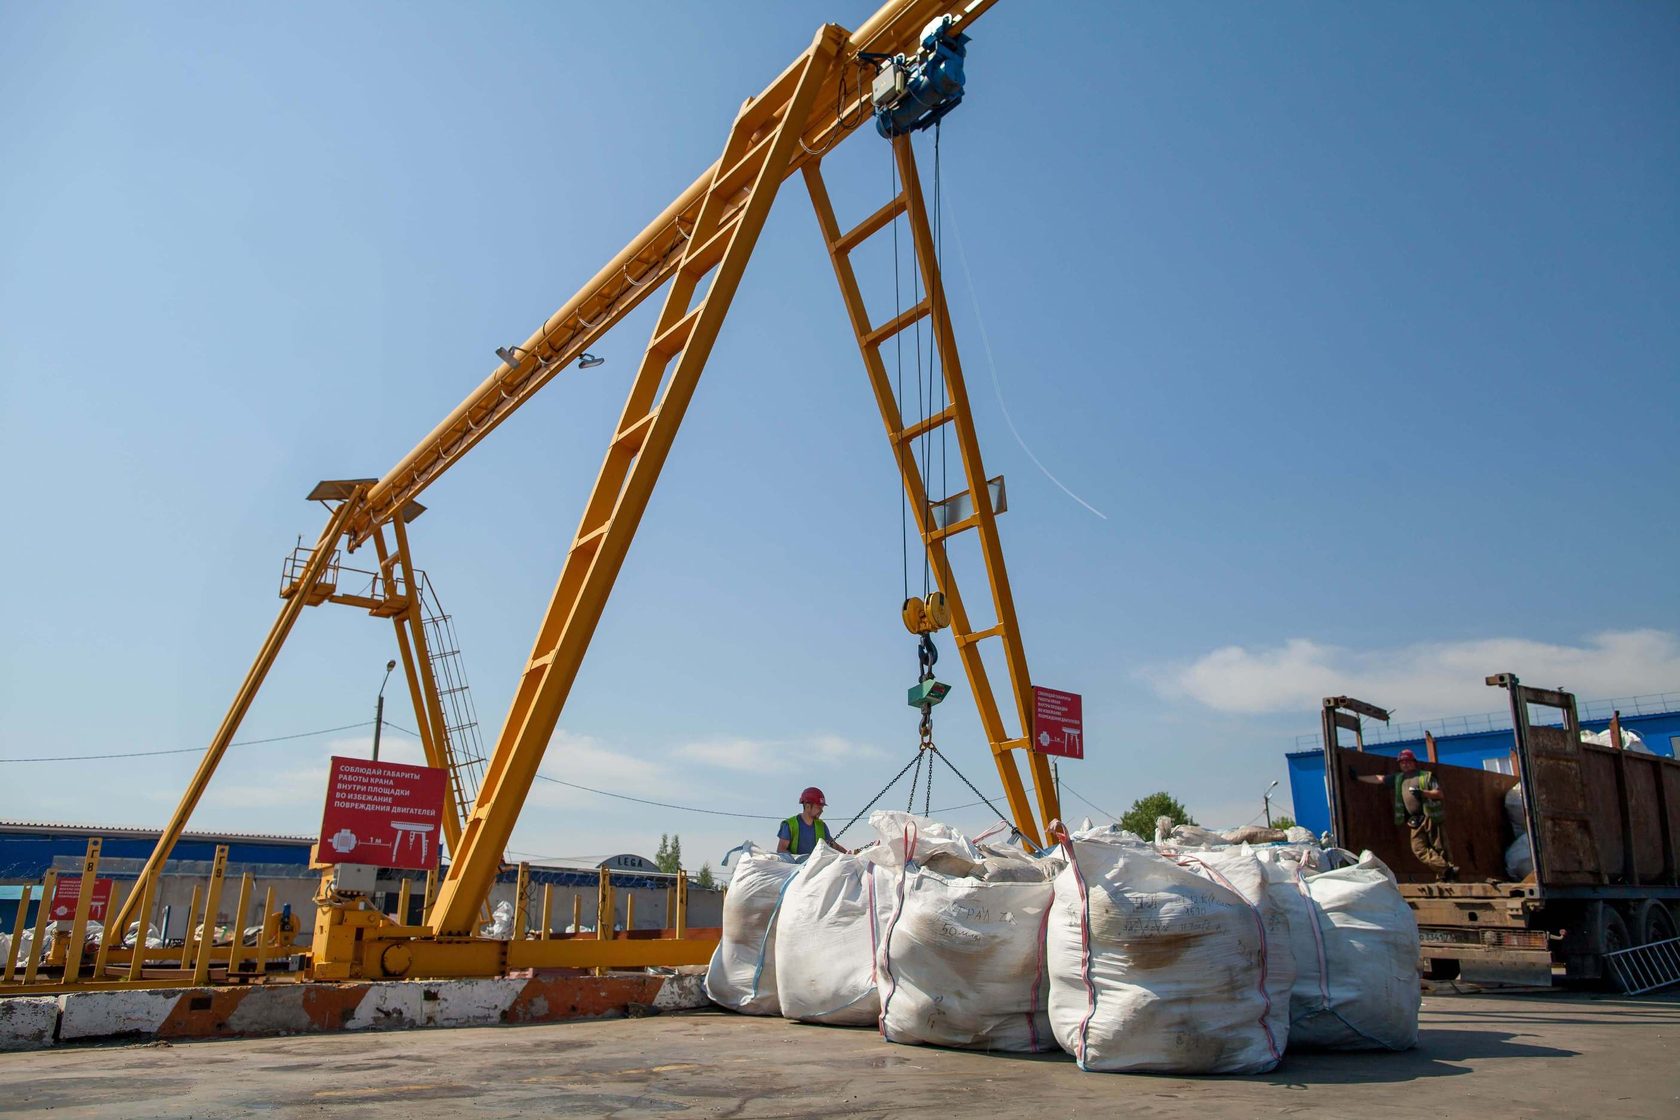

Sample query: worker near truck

[1361,749,1458,880]
[777,786,847,855]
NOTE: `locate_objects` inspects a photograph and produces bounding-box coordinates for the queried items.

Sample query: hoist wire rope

[890,150,910,604]
[931,123,951,595]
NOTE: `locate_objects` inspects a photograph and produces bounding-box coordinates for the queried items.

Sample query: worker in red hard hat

[1364,748,1456,881]
[777,786,847,855]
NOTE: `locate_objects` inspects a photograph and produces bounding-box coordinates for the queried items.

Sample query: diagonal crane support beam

[109,495,364,936]
[890,135,1061,838]
[346,0,999,548]
[429,26,845,935]
[802,138,1059,847]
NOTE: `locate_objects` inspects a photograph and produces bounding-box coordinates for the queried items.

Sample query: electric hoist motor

[869,16,970,138]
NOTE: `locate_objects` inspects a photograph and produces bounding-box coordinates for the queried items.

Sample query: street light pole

[372,659,396,762]
[1263,779,1279,828]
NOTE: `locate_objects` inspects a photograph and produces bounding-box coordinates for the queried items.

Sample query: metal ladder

[1604,937,1680,994]
[416,572,488,834]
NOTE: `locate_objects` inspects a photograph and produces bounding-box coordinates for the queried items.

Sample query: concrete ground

[4,989,1677,1120]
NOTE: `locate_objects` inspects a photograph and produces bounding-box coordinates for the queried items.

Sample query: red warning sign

[317,756,447,870]
[49,877,114,922]
[1032,687,1084,759]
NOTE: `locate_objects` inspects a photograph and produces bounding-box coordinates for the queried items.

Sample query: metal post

[63,838,103,982]
[676,870,688,941]
[225,874,253,979]
[1424,730,1439,765]
[179,884,204,977]
[571,894,582,937]
[193,847,229,985]
[396,877,413,925]
[22,871,57,984]
[626,894,636,933]
[4,886,32,982]
[514,863,531,940]
[373,659,396,762]
[253,886,277,976]
[127,873,159,982]
[540,884,554,940]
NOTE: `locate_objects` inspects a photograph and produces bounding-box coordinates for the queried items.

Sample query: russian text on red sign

[317,756,448,870]
[50,877,114,921]
[1031,686,1084,759]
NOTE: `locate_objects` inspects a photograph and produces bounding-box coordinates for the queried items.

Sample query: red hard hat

[800,786,827,807]
[1397,749,1417,762]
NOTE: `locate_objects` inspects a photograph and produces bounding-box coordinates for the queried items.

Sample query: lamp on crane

[498,344,605,371]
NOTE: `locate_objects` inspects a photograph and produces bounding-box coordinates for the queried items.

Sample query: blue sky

[2,1,1676,870]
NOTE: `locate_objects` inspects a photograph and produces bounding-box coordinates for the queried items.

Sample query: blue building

[1286,694,1680,837]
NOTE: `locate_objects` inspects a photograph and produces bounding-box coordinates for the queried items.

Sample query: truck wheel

[1598,906,1633,990]
[1635,899,1678,946]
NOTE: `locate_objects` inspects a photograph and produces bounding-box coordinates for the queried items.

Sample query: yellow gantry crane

[110,0,1062,981]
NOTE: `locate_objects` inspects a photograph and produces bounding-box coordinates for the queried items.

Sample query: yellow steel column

[110,497,362,935]
[192,847,228,986]
[253,886,277,976]
[430,28,843,934]
[61,838,102,982]
[4,886,32,982]
[540,884,554,940]
[23,871,57,984]
[224,874,253,978]
[514,862,530,940]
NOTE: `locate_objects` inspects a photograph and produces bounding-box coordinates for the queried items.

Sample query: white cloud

[673,734,883,773]
[1144,629,1680,718]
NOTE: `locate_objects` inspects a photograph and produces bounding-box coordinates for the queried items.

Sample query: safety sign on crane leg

[1032,687,1084,759]
[317,756,447,870]
[49,876,114,921]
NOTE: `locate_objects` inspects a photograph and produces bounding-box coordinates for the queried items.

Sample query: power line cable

[0,721,379,763]
[1058,779,1119,823]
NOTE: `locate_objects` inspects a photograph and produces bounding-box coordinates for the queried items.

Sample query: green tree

[696,862,715,889]
[1119,791,1197,839]
[1271,815,1297,831]
[654,833,683,874]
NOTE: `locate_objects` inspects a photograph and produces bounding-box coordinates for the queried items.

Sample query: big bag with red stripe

[1047,828,1292,1073]
[871,811,1064,1052]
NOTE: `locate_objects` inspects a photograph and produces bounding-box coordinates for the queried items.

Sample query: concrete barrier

[43,969,705,1046]
[0,996,58,1051]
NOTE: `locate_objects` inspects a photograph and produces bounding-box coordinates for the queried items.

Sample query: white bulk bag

[1169,846,1295,1057]
[1260,850,1420,1050]
[774,842,892,1026]
[872,814,1062,1051]
[704,843,801,1015]
[1047,832,1286,1074]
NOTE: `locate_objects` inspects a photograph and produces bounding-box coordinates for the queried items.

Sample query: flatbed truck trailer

[1322,676,1680,986]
